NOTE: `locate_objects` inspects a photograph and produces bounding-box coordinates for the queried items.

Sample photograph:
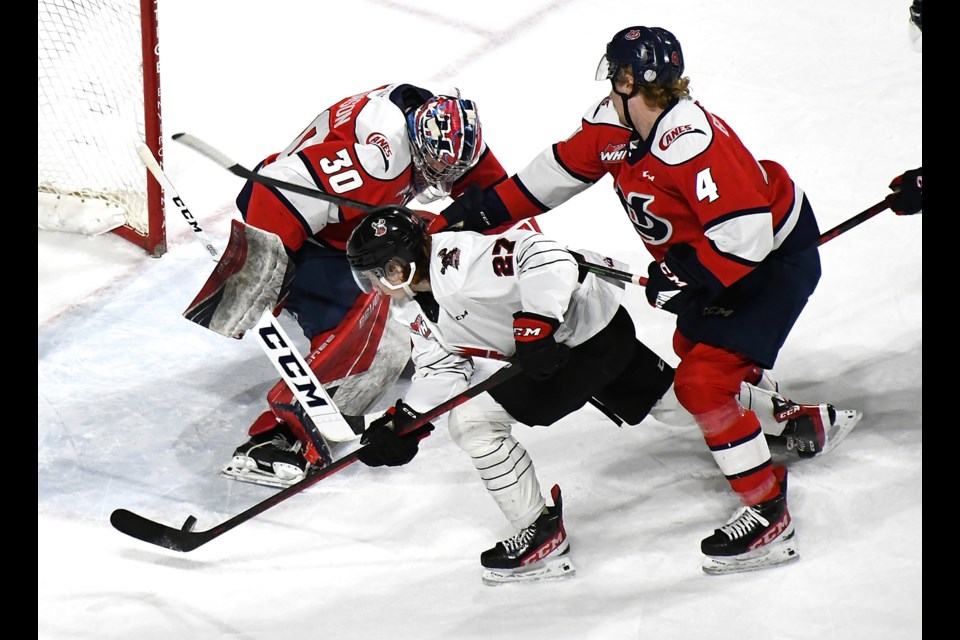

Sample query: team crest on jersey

[410,314,432,338]
[438,247,461,274]
[617,189,672,245]
[599,143,628,163]
[658,124,706,151]
[366,132,393,169]
[372,218,388,237]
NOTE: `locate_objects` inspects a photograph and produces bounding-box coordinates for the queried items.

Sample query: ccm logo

[747,514,790,551]
[776,405,801,421]
[258,324,331,410]
[514,327,543,338]
[659,262,688,287]
[521,531,566,566]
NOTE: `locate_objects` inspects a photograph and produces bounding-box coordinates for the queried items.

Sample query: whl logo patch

[599,143,627,163]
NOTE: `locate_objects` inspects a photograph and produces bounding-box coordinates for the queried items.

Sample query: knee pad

[448,392,515,454]
[673,347,751,417]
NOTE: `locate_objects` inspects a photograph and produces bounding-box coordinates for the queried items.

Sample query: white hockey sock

[472,435,545,530]
[448,393,545,530]
[739,382,788,437]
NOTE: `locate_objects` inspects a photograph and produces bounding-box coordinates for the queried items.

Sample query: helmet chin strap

[616,91,637,131]
[611,76,640,131]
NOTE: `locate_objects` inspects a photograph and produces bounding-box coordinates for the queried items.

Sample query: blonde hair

[614,66,691,109]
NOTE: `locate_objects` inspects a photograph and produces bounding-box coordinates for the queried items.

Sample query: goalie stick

[172,132,378,213]
[575,195,897,288]
[137,147,356,445]
[110,360,522,552]
[137,144,219,261]
[172,132,896,289]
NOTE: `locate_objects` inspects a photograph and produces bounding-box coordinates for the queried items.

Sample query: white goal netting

[38,0,163,251]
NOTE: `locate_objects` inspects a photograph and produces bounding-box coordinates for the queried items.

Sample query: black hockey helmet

[346,205,428,293]
[595,26,684,90]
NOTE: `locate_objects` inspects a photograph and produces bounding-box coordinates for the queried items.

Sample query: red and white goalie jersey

[395,223,628,412]
[491,96,807,287]
[239,83,506,252]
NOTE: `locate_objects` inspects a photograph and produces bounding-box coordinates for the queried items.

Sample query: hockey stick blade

[109,452,358,552]
[110,362,522,552]
[136,143,220,261]
[172,132,376,212]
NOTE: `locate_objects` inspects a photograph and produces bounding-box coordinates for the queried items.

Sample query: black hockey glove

[888,167,922,215]
[645,244,715,315]
[512,311,571,380]
[427,183,511,234]
[356,400,435,468]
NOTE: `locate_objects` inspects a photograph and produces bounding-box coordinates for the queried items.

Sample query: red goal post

[38,0,166,256]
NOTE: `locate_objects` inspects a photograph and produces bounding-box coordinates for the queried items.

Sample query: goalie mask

[346,205,428,297]
[407,96,483,202]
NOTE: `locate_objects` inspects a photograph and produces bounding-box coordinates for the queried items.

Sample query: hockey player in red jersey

[187,84,509,488]
[345,206,676,584]
[429,27,863,574]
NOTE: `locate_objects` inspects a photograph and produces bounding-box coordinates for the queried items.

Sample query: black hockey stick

[576,195,896,287]
[110,361,522,552]
[172,132,377,212]
[815,194,895,246]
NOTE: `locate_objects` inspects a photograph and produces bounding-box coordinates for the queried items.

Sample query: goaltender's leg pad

[262,291,410,445]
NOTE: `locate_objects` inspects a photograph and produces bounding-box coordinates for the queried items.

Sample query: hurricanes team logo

[438,247,461,274]
[410,314,431,338]
[372,218,387,237]
[366,132,393,169]
[658,124,706,151]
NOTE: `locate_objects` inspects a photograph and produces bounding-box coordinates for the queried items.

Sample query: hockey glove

[645,244,715,315]
[428,183,511,234]
[513,311,571,380]
[356,400,435,468]
[888,167,922,215]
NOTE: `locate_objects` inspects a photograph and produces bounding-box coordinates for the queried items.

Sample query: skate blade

[821,409,863,455]
[702,534,800,575]
[481,555,577,586]
[219,464,303,489]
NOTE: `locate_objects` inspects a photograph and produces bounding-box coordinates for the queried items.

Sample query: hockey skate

[766,399,863,459]
[220,418,313,489]
[701,465,799,575]
[480,485,576,586]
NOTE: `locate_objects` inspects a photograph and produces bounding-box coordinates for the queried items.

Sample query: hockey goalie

[182,82,510,487]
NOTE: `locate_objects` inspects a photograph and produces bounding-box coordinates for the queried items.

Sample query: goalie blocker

[183,219,294,340]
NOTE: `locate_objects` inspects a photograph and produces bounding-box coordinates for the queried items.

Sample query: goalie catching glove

[356,400,435,467]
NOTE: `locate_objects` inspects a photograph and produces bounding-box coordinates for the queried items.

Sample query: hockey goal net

[38,0,166,256]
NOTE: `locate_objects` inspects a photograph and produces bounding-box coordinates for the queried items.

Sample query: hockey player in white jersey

[345,205,676,584]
